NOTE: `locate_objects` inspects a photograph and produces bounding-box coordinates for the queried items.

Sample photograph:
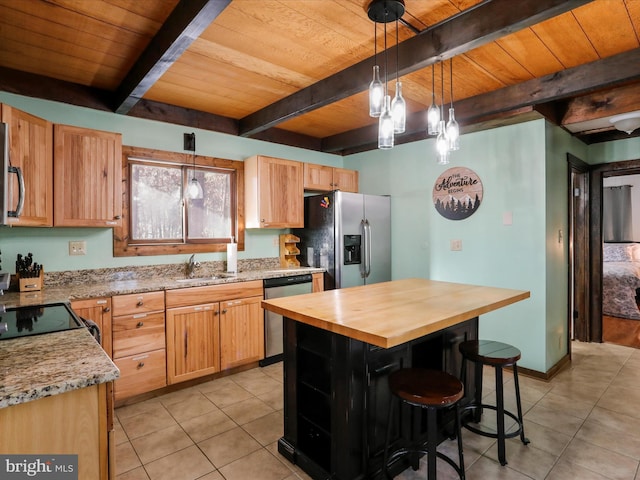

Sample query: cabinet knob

[114,215,122,220]
[137,362,145,369]
[222,309,227,314]
[136,321,144,328]
[103,307,111,313]
[136,301,144,307]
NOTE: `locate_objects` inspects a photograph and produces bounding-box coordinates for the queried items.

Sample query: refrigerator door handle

[359,219,366,278]
[363,219,372,278]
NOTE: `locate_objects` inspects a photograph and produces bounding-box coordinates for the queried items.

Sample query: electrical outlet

[450,239,462,251]
[69,241,87,256]
[272,236,279,247]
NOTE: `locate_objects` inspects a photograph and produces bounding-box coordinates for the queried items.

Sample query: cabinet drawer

[112,291,165,316]
[114,349,166,401]
[112,312,166,358]
[165,280,263,308]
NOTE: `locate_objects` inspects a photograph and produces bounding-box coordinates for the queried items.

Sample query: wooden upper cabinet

[304,163,358,193]
[53,124,122,227]
[1,104,53,226]
[245,155,304,228]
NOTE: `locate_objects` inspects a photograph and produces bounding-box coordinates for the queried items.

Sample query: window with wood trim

[114,146,245,256]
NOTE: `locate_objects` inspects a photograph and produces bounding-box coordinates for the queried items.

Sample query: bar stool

[383,368,465,479]
[458,340,530,466]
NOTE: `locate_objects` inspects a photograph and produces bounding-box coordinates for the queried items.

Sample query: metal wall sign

[432,167,483,220]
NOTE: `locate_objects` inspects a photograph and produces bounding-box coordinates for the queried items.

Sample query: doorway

[571,157,640,344]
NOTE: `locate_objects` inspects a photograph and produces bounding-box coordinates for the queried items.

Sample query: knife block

[18,270,43,292]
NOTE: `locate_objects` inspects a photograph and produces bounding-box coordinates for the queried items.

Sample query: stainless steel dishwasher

[260,274,313,366]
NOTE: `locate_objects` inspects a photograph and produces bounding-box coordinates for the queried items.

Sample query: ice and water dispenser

[343,235,361,265]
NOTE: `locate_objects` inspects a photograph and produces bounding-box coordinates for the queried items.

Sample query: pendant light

[185,132,203,200]
[436,62,449,164]
[378,16,394,149]
[427,63,440,135]
[369,22,384,118]
[367,0,405,149]
[446,57,460,151]
[390,18,406,134]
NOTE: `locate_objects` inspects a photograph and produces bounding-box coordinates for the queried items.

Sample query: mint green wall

[346,121,551,372]
[588,136,640,164]
[0,92,341,271]
[544,124,588,370]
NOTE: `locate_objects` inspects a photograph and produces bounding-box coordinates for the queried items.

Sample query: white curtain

[603,185,633,242]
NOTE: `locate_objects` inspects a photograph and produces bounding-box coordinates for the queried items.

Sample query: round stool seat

[389,368,463,407]
[459,340,520,366]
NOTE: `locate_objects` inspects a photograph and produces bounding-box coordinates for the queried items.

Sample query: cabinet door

[53,124,122,227]
[304,163,334,191]
[71,297,113,358]
[166,303,220,384]
[1,104,53,226]
[312,272,324,292]
[255,155,303,228]
[220,296,264,370]
[333,168,358,193]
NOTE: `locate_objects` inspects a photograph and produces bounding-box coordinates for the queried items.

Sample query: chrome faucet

[186,254,200,278]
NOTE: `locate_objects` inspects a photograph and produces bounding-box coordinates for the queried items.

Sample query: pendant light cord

[441,61,444,117]
[395,18,399,83]
[384,13,388,96]
[450,57,454,107]
[431,63,435,103]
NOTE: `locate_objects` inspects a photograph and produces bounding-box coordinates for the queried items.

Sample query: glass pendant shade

[188,174,204,199]
[435,120,449,164]
[378,95,394,149]
[446,107,460,151]
[427,99,440,135]
[391,81,406,134]
[369,65,384,118]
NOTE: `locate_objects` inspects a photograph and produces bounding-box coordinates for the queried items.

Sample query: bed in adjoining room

[603,243,640,320]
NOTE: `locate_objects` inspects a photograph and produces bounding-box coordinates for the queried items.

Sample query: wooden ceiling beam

[322,47,640,153]
[561,83,640,126]
[127,99,238,135]
[113,0,232,115]
[0,66,113,112]
[239,0,594,138]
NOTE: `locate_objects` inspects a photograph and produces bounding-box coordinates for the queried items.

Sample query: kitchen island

[262,278,529,480]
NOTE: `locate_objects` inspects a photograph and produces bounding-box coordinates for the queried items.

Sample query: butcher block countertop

[261,278,530,348]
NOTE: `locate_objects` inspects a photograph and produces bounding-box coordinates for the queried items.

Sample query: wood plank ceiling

[0,0,639,155]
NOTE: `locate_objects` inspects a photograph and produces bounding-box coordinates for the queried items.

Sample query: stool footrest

[462,404,530,444]
[387,446,465,479]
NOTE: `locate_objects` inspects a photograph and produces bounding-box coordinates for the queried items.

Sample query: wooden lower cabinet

[71,297,113,358]
[165,281,265,385]
[0,383,113,479]
[112,291,166,402]
[219,296,264,370]
[166,303,221,384]
[312,272,324,292]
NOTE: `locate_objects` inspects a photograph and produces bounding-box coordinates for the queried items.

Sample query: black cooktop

[0,302,84,341]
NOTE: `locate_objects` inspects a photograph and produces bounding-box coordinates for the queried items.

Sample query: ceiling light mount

[367,0,405,23]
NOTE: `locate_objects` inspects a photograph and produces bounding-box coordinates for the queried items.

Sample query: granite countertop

[0,266,324,307]
[0,262,321,409]
[0,328,119,408]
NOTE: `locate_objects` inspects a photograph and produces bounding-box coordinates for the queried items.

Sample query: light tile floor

[115,341,640,480]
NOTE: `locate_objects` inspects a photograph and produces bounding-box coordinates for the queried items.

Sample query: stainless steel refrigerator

[294,191,391,290]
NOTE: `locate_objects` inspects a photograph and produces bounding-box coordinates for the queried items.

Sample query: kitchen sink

[174,275,229,283]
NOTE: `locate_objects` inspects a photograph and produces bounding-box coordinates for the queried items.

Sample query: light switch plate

[69,241,87,256]
[450,239,462,251]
